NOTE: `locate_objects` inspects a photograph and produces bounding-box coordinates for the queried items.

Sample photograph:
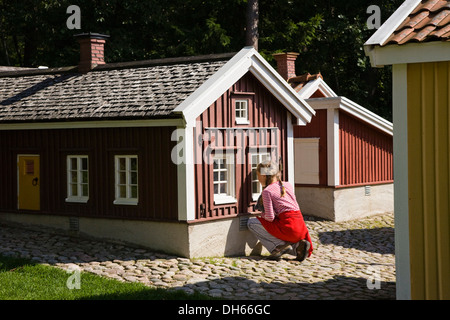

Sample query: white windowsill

[235,119,250,125]
[113,199,138,206]
[252,194,262,202]
[214,195,237,205]
[65,197,89,203]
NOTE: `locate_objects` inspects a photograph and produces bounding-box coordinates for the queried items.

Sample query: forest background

[0,0,403,121]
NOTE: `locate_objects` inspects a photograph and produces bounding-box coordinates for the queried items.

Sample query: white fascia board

[365,41,450,67]
[0,118,185,130]
[173,47,254,126]
[173,46,315,127]
[298,78,338,99]
[248,53,315,126]
[364,0,421,47]
[306,96,393,136]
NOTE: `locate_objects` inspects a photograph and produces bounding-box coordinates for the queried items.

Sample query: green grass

[0,254,212,300]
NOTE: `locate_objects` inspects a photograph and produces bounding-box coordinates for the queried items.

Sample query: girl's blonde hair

[256,160,286,197]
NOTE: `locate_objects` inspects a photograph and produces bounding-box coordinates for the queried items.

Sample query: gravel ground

[0,212,396,300]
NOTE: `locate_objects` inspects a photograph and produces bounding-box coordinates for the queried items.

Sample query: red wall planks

[194,72,289,221]
[339,111,393,186]
[0,127,179,221]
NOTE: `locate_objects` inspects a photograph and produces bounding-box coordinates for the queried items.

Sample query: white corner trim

[298,78,338,99]
[287,112,295,186]
[173,125,196,221]
[392,63,411,300]
[364,0,421,47]
[173,46,315,127]
[306,96,393,136]
[327,108,340,186]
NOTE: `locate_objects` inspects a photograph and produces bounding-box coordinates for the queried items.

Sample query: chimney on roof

[272,52,299,81]
[74,33,109,73]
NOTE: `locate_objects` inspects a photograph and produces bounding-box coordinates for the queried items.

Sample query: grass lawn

[0,254,212,300]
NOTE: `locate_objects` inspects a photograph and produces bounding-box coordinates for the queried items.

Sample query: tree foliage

[0,0,403,121]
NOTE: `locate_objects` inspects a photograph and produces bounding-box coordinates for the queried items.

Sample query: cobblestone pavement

[0,213,396,300]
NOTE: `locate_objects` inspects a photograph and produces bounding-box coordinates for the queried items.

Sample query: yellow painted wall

[407,62,450,300]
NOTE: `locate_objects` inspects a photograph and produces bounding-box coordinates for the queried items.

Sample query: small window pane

[71,184,78,196]
[130,158,137,171]
[119,172,126,185]
[82,171,88,183]
[220,183,226,194]
[214,184,218,194]
[71,171,78,183]
[81,158,88,170]
[130,186,138,198]
[130,172,137,185]
[71,158,77,170]
[119,158,126,170]
[119,186,127,198]
[82,184,88,197]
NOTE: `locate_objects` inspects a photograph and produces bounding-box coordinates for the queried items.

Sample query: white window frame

[66,155,89,203]
[250,152,271,201]
[235,99,250,125]
[213,153,237,205]
[114,155,138,205]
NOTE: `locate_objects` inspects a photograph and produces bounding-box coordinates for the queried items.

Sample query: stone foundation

[0,212,265,258]
[295,183,394,222]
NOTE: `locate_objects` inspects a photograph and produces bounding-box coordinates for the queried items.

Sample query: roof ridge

[0,52,237,78]
[93,52,237,71]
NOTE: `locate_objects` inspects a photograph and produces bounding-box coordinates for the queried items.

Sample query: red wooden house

[274,53,394,222]
[0,34,315,258]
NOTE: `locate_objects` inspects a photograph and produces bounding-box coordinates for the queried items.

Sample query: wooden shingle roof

[0,54,233,123]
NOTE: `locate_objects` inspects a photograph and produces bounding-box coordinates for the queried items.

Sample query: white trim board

[0,118,185,130]
[392,63,411,300]
[173,46,315,127]
[365,41,450,67]
[305,96,393,136]
[297,77,338,99]
[364,0,421,47]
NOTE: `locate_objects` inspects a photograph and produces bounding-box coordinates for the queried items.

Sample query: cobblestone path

[0,213,396,300]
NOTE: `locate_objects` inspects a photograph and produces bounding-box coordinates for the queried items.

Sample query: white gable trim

[306,96,393,136]
[364,0,421,47]
[173,47,315,127]
[297,77,338,99]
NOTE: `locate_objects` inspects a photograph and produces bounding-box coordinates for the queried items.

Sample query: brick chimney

[74,33,109,73]
[272,52,299,81]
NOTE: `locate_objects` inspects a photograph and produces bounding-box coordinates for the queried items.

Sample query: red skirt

[257,210,313,257]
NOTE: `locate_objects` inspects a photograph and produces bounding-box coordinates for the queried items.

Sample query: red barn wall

[0,126,178,221]
[339,110,393,186]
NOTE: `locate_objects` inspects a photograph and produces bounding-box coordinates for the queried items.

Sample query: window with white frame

[114,155,138,205]
[235,99,249,124]
[251,152,271,201]
[66,155,89,203]
[213,154,236,205]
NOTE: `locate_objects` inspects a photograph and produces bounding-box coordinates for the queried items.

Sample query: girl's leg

[247,217,286,253]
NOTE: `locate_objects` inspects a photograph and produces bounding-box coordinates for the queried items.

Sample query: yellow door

[18,155,40,211]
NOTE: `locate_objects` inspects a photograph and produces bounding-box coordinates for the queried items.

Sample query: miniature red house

[274,53,394,222]
[0,34,315,257]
